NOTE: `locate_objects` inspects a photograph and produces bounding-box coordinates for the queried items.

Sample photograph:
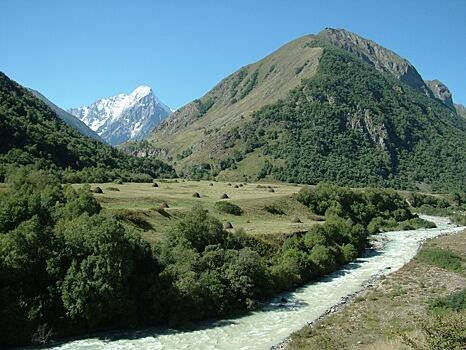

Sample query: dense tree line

[0,170,433,346]
[0,168,161,345]
[0,72,175,182]
[296,183,434,233]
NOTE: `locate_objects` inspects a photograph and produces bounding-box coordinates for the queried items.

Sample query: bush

[430,289,466,313]
[450,213,466,226]
[418,248,463,272]
[214,201,244,216]
[263,205,285,215]
[400,312,466,350]
[410,193,451,208]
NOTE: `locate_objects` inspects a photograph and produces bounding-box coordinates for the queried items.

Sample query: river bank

[284,224,466,350]
[29,216,462,350]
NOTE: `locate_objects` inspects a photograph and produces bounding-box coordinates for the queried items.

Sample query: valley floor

[285,229,466,350]
[74,180,322,244]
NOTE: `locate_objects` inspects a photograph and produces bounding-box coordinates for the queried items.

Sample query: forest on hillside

[188,44,466,193]
[0,72,175,183]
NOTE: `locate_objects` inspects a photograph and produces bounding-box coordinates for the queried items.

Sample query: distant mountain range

[136,28,465,192]
[68,86,172,145]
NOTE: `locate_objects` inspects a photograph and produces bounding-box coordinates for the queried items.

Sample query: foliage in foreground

[0,171,430,346]
[400,311,466,350]
[0,169,161,345]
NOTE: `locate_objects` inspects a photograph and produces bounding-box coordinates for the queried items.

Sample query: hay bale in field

[192,192,201,198]
[160,202,169,209]
[114,179,124,184]
[105,187,120,192]
[268,188,275,193]
[223,222,233,229]
[220,193,229,199]
[228,183,232,186]
[152,182,159,188]
[91,186,103,194]
[291,217,302,223]
[156,207,171,218]
[239,184,243,187]
[209,183,214,186]
[234,185,239,188]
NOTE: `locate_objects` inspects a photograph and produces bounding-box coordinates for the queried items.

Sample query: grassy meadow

[74,180,323,244]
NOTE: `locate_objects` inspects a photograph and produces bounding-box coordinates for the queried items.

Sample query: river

[38,216,463,350]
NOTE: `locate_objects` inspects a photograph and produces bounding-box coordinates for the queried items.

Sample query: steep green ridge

[143,35,323,163]
[0,72,175,181]
[244,46,465,191]
[145,29,465,192]
[27,88,105,143]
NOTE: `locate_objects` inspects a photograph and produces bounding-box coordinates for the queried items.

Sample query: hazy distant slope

[27,88,105,142]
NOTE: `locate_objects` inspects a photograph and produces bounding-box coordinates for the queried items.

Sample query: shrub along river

[37,216,463,350]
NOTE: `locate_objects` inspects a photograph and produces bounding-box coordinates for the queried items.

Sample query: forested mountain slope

[141,29,465,192]
[0,72,175,181]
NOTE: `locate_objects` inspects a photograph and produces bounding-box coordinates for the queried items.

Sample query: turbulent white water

[40,216,463,350]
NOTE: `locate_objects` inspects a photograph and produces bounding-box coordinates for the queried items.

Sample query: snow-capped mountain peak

[68,85,172,145]
[131,85,152,98]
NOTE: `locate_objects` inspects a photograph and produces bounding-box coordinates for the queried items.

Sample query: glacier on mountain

[68,85,171,145]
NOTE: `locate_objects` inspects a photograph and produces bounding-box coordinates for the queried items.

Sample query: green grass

[417,248,463,272]
[73,180,320,244]
[430,288,466,313]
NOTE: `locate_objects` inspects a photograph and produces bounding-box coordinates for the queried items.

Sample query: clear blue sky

[1,0,465,110]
